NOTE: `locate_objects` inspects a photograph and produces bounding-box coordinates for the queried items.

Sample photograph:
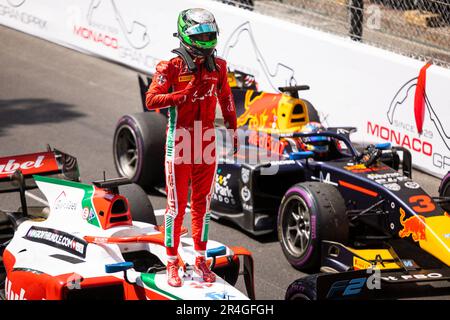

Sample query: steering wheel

[358,144,382,167]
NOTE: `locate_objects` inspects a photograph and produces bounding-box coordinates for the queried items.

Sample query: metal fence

[218,0,450,68]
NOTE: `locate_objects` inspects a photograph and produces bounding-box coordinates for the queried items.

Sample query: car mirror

[206,246,227,258]
[105,261,134,274]
[375,142,391,150]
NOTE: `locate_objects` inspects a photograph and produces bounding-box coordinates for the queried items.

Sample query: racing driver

[146,8,238,287]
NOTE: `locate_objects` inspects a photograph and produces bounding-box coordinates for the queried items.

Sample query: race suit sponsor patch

[178,75,193,82]
[24,226,87,258]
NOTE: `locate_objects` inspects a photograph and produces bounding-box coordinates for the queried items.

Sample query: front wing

[313,268,450,300]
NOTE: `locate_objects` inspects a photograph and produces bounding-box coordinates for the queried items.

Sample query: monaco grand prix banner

[1,0,449,177]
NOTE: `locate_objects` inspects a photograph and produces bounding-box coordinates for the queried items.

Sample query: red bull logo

[248,131,286,154]
[236,90,309,133]
[237,91,279,130]
[398,207,426,241]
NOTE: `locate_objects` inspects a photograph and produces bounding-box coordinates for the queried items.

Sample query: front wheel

[277,182,348,270]
[285,274,320,300]
[439,171,450,212]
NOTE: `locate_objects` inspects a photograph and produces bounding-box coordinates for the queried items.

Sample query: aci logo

[326,268,380,299]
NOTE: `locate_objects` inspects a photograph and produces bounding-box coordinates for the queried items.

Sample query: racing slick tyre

[303,99,320,123]
[277,182,348,271]
[439,171,450,212]
[119,183,156,225]
[114,112,167,189]
[285,274,320,300]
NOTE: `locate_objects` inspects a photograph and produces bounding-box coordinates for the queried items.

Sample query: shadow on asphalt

[0,99,85,134]
[146,188,279,243]
[215,217,279,244]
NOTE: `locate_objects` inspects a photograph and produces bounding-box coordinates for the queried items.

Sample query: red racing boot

[166,259,182,287]
[194,256,216,283]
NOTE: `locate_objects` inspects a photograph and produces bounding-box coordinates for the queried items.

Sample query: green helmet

[177,8,219,57]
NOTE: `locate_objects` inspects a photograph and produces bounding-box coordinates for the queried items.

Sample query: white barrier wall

[1,0,449,178]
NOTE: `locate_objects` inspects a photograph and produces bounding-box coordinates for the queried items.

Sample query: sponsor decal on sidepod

[398,208,426,242]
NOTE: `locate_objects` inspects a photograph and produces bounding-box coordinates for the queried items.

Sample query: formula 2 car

[0,149,255,300]
[277,134,450,299]
[112,71,450,299]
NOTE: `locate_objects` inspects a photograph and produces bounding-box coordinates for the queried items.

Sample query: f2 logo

[409,195,435,213]
[326,278,366,299]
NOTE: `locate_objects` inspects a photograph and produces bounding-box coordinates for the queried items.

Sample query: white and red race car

[0,149,255,300]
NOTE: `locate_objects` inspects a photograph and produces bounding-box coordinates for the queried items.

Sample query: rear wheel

[439,171,450,212]
[119,183,156,225]
[277,182,348,270]
[113,113,167,189]
[285,274,319,300]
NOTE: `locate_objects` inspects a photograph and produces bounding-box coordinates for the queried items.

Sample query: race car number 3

[409,195,436,213]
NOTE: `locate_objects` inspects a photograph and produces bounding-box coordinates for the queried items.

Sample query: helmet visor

[185,23,218,35]
[190,32,217,49]
[190,32,217,42]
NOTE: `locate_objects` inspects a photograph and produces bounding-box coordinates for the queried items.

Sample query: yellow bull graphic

[236,90,311,133]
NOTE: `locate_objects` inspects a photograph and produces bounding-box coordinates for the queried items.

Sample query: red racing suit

[146,56,237,256]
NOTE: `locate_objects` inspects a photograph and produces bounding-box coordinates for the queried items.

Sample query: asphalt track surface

[0,25,444,300]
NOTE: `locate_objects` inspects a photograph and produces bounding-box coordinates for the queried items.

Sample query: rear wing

[0,147,79,193]
[278,85,310,98]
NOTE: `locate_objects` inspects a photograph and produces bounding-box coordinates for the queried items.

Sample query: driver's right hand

[359,144,382,167]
